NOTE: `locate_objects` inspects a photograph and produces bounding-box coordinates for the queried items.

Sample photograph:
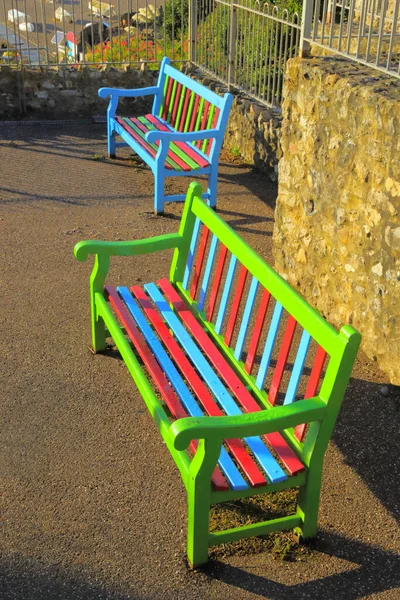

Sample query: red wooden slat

[171,82,182,127]
[190,226,210,300]
[129,118,191,172]
[245,289,271,374]
[268,315,297,406]
[206,108,219,156]
[131,285,267,487]
[178,88,191,132]
[162,77,174,121]
[105,285,227,491]
[146,114,210,169]
[224,265,248,347]
[158,279,305,476]
[295,345,327,442]
[188,95,200,132]
[206,244,228,322]
[196,101,210,149]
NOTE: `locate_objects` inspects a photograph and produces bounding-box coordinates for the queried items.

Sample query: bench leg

[90,255,109,353]
[186,438,220,568]
[207,166,218,209]
[108,129,116,159]
[297,465,322,539]
[154,169,165,215]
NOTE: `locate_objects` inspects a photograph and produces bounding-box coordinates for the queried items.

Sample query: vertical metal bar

[329,0,338,48]
[375,0,387,67]
[365,0,377,62]
[346,0,356,53]
[386,0,399,72]
[228,1,237,89]
[337,0,346,52]
[300,0,314,57]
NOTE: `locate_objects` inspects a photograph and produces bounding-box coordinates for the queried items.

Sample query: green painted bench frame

[74,183,361,567]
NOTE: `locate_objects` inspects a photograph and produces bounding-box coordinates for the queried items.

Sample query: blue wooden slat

[183,217,201,290]
[284,330,312,405]
[215,254,237,335]
[198,234,218,311]
[255,302,284,390]
[145,283,287,484]
[117,285,247,491]
[234,277,259,361]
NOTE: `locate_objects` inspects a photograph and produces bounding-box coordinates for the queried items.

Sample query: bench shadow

[204,530,400,599]
[0,556,148,600]
[216,207,274,235]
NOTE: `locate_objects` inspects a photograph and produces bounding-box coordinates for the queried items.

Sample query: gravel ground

[1,122,399,600]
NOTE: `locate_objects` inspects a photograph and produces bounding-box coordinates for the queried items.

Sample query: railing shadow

[205,531,400,599]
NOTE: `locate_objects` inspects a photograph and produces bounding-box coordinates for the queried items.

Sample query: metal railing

[192,0,301,107]
[1,0,399,108]
[300,0,400,78]
[0,0,189,67]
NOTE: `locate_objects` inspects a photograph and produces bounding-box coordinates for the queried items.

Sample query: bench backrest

[171,183,361,457]
[153,57,232,158]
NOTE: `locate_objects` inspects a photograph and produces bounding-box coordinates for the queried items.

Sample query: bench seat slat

[117,285,247,492]
[158,279,305,477]
[244,289,271,374]
[105,285,228,491]
[206,243,228,322]
[131,285,268,488]
[145,282,287,484]
[295,345,327,441]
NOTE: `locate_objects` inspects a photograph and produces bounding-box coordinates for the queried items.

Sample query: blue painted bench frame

[98,57,233,214]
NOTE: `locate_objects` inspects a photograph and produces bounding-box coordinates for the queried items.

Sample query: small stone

[380,386,389,397]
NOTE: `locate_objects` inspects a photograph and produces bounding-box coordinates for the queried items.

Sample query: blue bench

[98,57,233,215]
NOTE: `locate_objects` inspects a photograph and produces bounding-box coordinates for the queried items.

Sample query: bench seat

[105,279,306,493]
[116,115,211,172]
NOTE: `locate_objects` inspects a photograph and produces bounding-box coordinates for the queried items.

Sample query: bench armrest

[98,86,159,99]
[74,233,182,262]
[171,398,326,451]
[146,129,220,144]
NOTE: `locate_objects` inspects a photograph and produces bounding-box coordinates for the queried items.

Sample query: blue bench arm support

[171,398,326,451]
[146,129,220,144]
[98,86,160,99]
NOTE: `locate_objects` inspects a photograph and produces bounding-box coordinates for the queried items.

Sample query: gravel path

[1,122,399,600]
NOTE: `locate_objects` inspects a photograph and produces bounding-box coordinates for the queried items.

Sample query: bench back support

[153,57,232,159]
[171,183,361,458]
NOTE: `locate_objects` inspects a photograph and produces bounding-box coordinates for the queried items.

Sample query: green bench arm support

[172,398,326,451]
[98,86,160,99]
[74,233,182,261]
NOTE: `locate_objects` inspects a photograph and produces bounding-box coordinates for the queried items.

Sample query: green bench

[74,182,361,567]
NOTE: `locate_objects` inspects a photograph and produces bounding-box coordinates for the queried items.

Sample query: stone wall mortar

[0,65,280,179]
[273,56,400,384]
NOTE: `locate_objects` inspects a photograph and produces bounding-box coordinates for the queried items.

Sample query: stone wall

[273,57,400,384]
[0,65,158,119]
[0,65,280,178]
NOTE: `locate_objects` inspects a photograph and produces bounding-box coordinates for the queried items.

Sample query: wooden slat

[196,101,210,149]
[206,244,228,322]
[183,217,201,290]
[255,302,284,390]
[158,279,305,477]
[190,226,210,300]
[178,87,191,132]
[283,330,311,405]
[245,289,271,374]
[116,118,177,171]
[131,285,267,488]
[215,254,237,335]
[224,265,248,347]
[162,76,174,121]
[198,234,218,311]
[268,315,297,406]
[295,345,327,441]
[171,82,182,127]
[234,276,259,361]
[188,94,201,132]
[130,118,191,172]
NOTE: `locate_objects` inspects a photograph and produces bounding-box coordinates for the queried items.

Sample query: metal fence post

[299,0,314,57]
[189,0,197,64]
[228,0,237,90]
